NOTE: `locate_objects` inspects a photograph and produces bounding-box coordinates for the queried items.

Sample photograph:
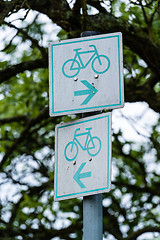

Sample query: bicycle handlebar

[75,128,80,132]
[89,45,96,50]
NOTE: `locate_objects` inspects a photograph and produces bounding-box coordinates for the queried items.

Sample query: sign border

[49,32,124,116]
[54,112,112,201]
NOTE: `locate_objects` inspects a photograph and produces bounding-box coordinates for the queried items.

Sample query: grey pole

[83,194,103,240]
[81,31,103,240]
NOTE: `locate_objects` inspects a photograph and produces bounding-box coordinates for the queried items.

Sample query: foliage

[0,0,160,239]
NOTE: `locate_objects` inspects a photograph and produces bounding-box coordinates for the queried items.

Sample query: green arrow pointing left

[73,162,91,188]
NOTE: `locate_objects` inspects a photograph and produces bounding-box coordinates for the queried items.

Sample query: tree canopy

[0,0,160,239]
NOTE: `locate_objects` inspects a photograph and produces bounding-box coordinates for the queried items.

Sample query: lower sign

[54,113,112,201]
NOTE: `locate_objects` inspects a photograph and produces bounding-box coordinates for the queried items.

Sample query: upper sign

[54,112,112,201]
[49,32,124,116]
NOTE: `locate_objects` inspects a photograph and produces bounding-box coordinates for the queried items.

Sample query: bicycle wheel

[87,137,101,157]
[64,141,78,161]
[92,55,110,74]
[62,59,80,78]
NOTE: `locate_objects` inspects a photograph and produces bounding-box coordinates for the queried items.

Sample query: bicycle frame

[71,45,101,70]
[71,128,95,151]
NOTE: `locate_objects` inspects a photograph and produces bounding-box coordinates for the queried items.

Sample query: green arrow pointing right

[74,80,98,105]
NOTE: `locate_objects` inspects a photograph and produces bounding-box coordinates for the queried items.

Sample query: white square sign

[54,112,112,201]
[49,32,124,116]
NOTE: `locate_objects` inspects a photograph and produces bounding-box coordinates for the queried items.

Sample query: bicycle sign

[64,127,101,161]
[62,45,110,78]
[54,112,112,201]
[49,32,124,116]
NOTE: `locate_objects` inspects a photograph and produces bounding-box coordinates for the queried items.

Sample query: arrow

[74,80,98,105]
[73,162,91,188]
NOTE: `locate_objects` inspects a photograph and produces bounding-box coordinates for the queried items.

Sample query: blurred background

[0,0,160,239]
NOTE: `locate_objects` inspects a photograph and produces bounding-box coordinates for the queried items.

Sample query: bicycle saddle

[85,127,92,130]
[74,48,82,51]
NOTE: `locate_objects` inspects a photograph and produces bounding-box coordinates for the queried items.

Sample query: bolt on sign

[49,32,124,116]
[54,112,112,201]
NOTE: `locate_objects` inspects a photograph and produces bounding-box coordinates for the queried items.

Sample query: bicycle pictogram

[64,127,101,161]
[62,44,110,78]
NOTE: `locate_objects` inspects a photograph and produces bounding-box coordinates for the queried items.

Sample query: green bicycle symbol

[62,44,110,78]
[64,127,101,161]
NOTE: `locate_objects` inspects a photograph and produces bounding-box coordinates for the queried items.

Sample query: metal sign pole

[83,194,103,240]
[81,31,103,240]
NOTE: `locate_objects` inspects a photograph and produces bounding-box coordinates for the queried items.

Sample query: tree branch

[103,207,123,240]
[0,58,47,84]
[125,77,160,113]
[0,107,49,171]
[0,0,23,24]
[113,180,160,197]
[0,115,27,124]
[4,20,47,58]
[87,0,107,14]
[0,222,82,240]
[26,0,73,31]
[124,226,160,240]
[86,13,160,77]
